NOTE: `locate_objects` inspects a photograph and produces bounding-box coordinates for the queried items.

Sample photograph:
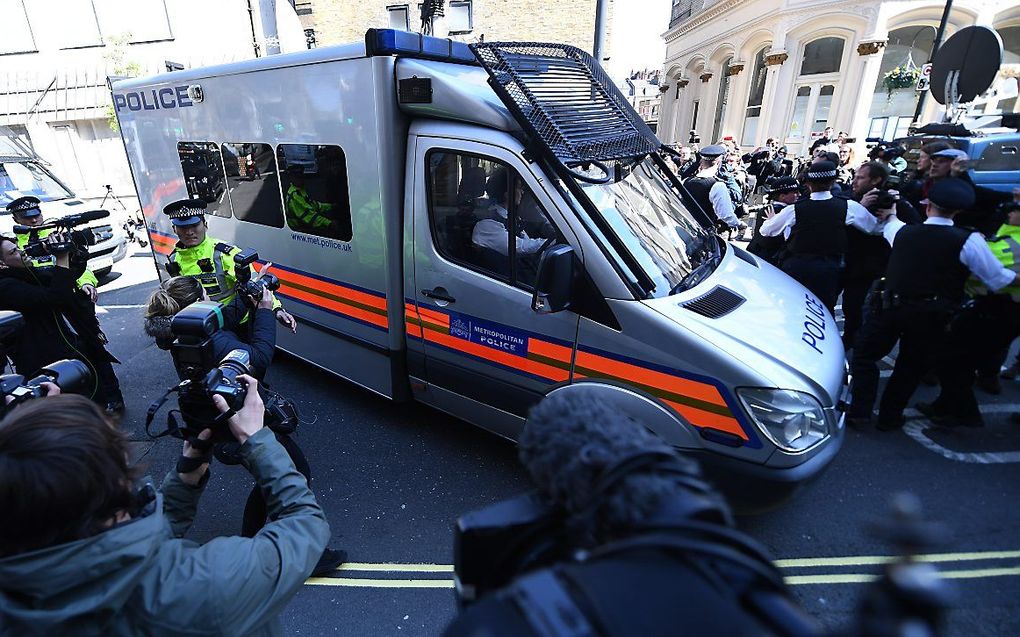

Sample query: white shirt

[694,169,739,228]
[471,205,547,256]
[882,216,1016,292]
[759,191,877,240]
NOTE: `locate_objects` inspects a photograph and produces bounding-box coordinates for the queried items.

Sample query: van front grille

[680,286,745,319]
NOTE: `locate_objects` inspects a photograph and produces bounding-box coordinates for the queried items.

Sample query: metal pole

[593,0,609,62]
[911,0,954,127]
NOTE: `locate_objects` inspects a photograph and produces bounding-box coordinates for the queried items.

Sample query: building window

[95,0,173,43]
[220,143,284,228]
[55,1,103,49]
[388,4,410,31]
[810,84,835,136]
[742,47,769,144]
[278,144,353,241]
[800,37,844,75]
[691,100,700,130]
[0,0,36,54]
[177,142,230,218]
[867,26,936,140]
[448,1,472,33]
[711,56,732,142]
[789,86,811,140]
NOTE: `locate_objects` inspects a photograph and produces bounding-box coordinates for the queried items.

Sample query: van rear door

[408,132,580,438]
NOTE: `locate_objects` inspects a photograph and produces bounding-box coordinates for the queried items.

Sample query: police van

[112,30,847,506]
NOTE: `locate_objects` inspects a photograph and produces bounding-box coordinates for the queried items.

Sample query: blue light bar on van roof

[365,28,477,65]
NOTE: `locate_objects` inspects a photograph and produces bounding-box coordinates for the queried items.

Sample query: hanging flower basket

[882,66,920,96]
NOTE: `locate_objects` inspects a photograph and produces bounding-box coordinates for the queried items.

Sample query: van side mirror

[532,244,574,314]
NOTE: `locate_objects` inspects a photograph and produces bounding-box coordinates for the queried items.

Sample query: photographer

[446,391,818,636]
[0,235,102,392]
[6,196,100,302]
[841,162,922,348]
[0,384,329,634]
[143,276,346,576]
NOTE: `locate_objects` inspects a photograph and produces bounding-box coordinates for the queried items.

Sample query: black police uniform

[841,198,923,348]
[747,177,799,266]
[849,179,997,430]
[781,196,848,314]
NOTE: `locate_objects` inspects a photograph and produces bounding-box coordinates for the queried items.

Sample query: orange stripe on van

[416,305,451,327]
[663,399,746,439]
[270,267,387,312]
[406,322,424,339]
[573,350,727,407]
[278,283,389,329]
[528,338,574,364]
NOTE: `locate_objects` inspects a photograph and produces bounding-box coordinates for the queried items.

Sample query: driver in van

[162,199,297,333]
[471,168,550,258]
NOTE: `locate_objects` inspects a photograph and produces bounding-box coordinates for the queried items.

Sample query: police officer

[919,201,1020,427]
[6,197,124,413]
[7,196,100,302]
[163,199,297,332]
[683,145,740,232]
[746,177,798,265]
[284,166,337,237]
[759,161,878,314]
[848,179,1020,431]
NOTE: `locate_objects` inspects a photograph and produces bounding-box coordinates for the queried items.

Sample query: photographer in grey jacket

[0,378,328,636]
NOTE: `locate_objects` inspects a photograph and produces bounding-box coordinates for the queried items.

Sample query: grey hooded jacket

[0,428,329,636]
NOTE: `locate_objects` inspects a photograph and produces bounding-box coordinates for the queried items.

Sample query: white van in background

[0,126,129,276]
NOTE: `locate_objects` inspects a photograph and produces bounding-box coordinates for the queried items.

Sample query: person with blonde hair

[142,276,347,576]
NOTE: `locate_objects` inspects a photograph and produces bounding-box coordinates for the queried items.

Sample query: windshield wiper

[670,257,718,295]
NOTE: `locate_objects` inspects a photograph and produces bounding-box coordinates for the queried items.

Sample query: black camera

[14,210,111,259]
[233,248,280,303]
[1,311,93,418]
[146,301,298,443]
[688,130,701,145]
[873,189,899,210]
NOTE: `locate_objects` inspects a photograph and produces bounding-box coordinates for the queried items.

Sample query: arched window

[741,47,769,144]
[999,25,1020,64]
[867,25,936,140]
[800,37,845,75]
[711,56,732,141]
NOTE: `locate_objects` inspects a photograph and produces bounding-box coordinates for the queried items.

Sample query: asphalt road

[92,246,1020,636]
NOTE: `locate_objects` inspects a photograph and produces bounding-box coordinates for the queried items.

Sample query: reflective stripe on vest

[169,244,233,301]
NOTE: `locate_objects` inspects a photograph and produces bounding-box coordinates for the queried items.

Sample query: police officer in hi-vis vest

[849,179,1020,431]
[163,199,297,333]
[918,201,1020,428]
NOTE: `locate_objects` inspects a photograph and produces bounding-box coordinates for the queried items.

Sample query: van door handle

[421,287,456,304]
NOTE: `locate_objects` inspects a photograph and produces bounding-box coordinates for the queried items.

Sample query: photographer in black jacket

[143,275,346,576]
[841,162,922,348]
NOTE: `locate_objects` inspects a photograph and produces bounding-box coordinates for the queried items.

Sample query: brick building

[298,0,613,57]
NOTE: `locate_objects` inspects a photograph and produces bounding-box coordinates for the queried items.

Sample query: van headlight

[737,388,828,453]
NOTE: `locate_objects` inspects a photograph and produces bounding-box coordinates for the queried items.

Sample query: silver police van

[112,30,846,507]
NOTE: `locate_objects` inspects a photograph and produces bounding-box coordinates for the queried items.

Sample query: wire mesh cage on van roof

[470,42,660,175]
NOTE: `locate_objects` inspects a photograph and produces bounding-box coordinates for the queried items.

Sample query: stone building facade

[300,0,613,56]
[658,0,1020,155]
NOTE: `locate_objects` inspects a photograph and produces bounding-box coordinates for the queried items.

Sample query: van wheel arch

[532,381,702,449]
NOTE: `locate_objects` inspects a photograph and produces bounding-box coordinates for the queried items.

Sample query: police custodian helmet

[6,196,43,218]
[163,199,207,227]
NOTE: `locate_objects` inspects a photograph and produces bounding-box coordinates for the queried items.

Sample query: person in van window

[162,199,297,334]
[284,166,338,237]
[471,169,549,260]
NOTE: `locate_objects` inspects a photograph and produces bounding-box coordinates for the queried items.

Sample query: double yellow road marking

[305,550,1020,589]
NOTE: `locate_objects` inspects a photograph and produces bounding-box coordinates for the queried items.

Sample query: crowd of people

[669,129,1020,432]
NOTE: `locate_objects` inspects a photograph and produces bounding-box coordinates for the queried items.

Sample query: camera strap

[145,381,236,439]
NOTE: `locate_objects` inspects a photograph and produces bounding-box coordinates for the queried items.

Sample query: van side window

[277,144,353,241]
[177,142,229,218]
[427,150,560,290]
[220,143,284,228]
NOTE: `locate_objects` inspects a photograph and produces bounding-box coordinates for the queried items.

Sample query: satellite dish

[930,26,1004,106]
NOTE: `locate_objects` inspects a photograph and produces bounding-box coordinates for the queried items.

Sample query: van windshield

[576,156,717,297]
[0,161,73,206]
